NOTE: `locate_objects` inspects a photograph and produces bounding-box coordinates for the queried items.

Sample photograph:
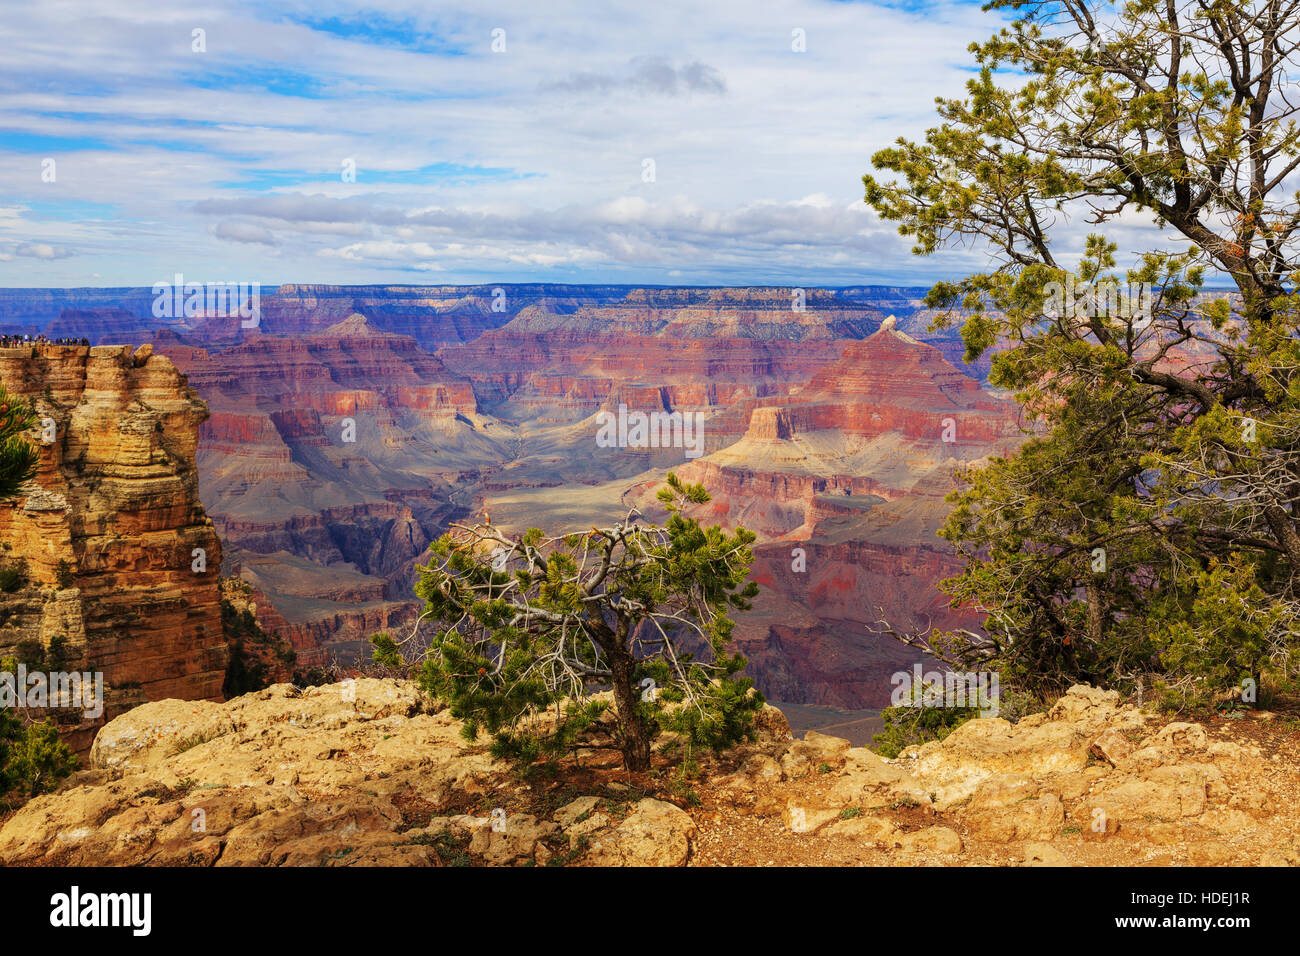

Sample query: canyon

[0,284,1022,714]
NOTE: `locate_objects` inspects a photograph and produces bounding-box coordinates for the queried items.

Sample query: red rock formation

[440,322,857,418]
[71,293,1016,710]
[149,319,481,662]
[0,343,229,752]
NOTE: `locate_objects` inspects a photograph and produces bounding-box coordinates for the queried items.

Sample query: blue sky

[0,0,1150,286]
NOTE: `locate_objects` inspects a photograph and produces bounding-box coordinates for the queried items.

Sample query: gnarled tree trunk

[608,650,651,772]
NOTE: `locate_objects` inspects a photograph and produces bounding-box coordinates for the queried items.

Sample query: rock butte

[0,342,228,753]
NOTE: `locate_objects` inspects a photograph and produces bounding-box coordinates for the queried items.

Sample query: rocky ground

[0,680,1295,867]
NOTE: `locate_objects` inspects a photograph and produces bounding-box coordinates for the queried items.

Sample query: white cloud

[541,56,727,96]
[11,242,73,260]
[0,0,1137,285]
[214,220,279,245]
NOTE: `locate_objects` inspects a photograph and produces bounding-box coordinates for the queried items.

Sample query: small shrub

[46,634,69,669]
[169,730,218,756]
[221,594,297,696]
[412,828,471,866]
[0,713,77,806]
[0,558,28,593]
[13,639,43,668]
[872,700,978,758]
[995,686,1046,724]
[545,834,590,867]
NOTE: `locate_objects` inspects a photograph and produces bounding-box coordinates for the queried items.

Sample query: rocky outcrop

[0,343,229,752]
[712,685,1298,866]
[1,682,1291,867]
[0,678,722,866]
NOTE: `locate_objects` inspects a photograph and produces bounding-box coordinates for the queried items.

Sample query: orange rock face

[0,343,228,752]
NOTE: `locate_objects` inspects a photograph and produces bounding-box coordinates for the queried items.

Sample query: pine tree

[5,717,76,800]
[863,0,1300,701]
[0,708,76,806]
[0,383,37,502]
[371,474,763,772]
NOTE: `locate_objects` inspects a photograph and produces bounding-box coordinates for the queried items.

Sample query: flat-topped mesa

[0,343,228,753]
[158,319,478,418]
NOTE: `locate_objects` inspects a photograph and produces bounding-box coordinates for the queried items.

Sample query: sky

[0,0,1155,287]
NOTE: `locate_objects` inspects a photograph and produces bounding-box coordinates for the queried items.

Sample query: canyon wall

[0,343,229,752]
[6,285,1022,711]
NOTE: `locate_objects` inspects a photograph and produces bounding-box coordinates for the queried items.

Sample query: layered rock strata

[0,343,228,752]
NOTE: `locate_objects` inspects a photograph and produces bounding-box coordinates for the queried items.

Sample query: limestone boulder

[585,799,695,866]
[468,813,557,866]
[897,826,963,855]
[779,731,851,778]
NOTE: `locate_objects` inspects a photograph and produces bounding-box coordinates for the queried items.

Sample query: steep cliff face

[150,318,480,649]
[0,343,229,752]
[436,294,881,417]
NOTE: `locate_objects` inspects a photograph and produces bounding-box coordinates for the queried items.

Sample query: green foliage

[0,557,28,594]
[0,706,76,806]
[221,596,296,697]
[169,729,218,756]
[0,657,80,807]
[407,827,472,866]
[872,680,979,758]
[1,717,76,801]
[544,833,590,867]
[369,632,404,671]
[13,638,44,668]
[921,258,1300,702]
[45,635,69,670]
[864,1,1300,705]
[374,474,765,771]
[0,384,37,503]
[54,560,75,589]
[1155,557,1282,692]
[993,685,1046,725]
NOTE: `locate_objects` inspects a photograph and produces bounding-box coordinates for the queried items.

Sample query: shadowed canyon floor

[1,681,1294,867]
